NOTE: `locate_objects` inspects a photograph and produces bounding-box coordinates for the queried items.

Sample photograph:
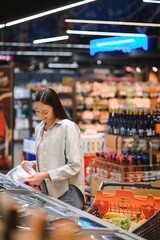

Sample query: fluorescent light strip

[16,51,73,56]
[66,30,146,37]
[33,35,69,44]
[0,50,72,57]
[0,42,90,49]
[65,19,160,27]
[0,24,5,29]
[143,0,160,3]
[48,62,79,69]
[5,0,96,26]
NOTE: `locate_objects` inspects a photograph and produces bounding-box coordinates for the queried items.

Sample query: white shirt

[35,118,85,198]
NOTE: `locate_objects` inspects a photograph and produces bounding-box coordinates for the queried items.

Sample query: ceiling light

[152,66,158,72]
[16,51,73,57]
[48,62,79,69]
[0,24,5,29]
[66,30,146,37]
[143,0,160,3]
[0,50,73,57]
[65,19,160,27]
[33,35,69,44]
[5,0,96,26]
[0,42,90,49]
[136,67,141,73]
[96,60,102,65]
[53,57,59,62]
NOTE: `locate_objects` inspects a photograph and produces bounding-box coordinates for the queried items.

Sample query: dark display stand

[0,65,13,172]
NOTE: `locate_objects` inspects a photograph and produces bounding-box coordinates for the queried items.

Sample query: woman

[21,87,85,209]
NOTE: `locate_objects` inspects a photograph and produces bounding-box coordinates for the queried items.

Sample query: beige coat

[35,119,85,198]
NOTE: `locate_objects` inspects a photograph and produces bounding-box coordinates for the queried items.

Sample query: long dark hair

[34,87,70,120]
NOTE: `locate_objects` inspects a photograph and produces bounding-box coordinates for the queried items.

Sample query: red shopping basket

[87,182,160,220]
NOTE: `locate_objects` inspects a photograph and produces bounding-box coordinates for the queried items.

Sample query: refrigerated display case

[0,173,145,240]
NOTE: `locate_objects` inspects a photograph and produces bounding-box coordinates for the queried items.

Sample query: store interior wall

[0,0,160,169]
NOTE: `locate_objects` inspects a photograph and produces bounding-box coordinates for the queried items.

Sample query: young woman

[21,87,85,209]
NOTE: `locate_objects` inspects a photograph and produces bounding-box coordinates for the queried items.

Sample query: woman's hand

[25,172,49,186]
[21,160,36,170]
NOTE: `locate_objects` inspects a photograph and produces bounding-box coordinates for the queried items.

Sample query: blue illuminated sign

[90,35,148,55]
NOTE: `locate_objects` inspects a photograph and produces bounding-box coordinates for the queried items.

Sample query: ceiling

[0,1,73,22]
[1,0,160,71]
[1,0,160,36]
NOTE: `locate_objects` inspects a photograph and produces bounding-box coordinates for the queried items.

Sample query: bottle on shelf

[107,109,114,134]
[154,109,160,136]
[137,108,144,138]
[113,109,120,135]
[130,109,137,136]
[119,109,125,136]
[107,107,160,139]
[142,109,148,138]
[148,109,155,137]
[125,109,131,136]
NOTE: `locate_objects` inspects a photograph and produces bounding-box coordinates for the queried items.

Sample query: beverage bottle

[125,109,131,136]
[154,109,160,136]
[130,109,137,136]
[146,109,152,137]
[0,105,8,168]
[137,109,144,138]
[150,109,156,137]
[107,108,113,134]
[119,109,125,136]
[113,109,119,135]
[143,109,148,138]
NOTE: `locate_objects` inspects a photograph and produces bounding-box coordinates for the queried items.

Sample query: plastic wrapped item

[6,163,36,186]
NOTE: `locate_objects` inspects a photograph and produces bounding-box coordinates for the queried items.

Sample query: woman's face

[34,102,55,124]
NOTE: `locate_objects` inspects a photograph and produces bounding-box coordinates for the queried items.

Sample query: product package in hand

[6,163,36,187]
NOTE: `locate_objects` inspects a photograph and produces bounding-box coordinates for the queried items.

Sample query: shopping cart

[87,181,160,239]
[133,209,160,239]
